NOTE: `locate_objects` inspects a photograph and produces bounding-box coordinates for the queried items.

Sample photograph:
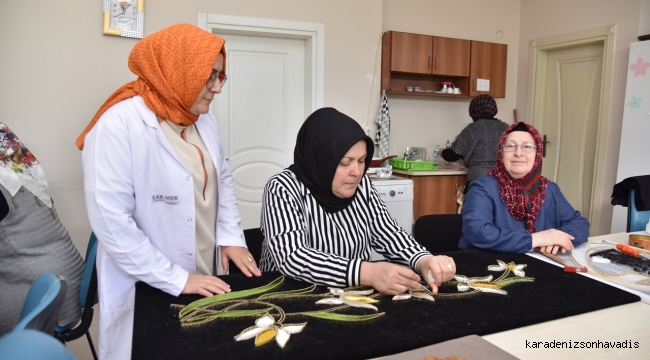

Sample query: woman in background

[0,122,84,335]
[259,108,456,295]
[459,122,589,254]
[77,24,260,360]
[441,94,508,192]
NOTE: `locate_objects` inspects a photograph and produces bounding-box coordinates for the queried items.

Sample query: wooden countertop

[392,167,467,176]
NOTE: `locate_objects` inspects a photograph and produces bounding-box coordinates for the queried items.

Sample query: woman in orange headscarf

[77,24,261,360]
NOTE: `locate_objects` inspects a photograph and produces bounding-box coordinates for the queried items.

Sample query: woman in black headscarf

[259,108,456,294]
[441,95,509,192]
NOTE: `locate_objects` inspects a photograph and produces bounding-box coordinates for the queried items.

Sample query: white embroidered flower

[488,260,527,277]
[234,314,306,348]
[456,272,506,294]
[317,288,380,311]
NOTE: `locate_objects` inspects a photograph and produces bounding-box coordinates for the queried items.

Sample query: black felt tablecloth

[132,249,640,360]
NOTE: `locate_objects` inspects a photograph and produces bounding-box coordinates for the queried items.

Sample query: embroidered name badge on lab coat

[152,194,180,205]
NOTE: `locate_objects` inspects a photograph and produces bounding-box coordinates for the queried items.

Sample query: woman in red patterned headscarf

[77,24,260,360]
[458,122,589,254]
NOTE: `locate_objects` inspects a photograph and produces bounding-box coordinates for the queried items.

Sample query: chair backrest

[14,273,67,334]
[79,232,99,308]
[244,228,264,263]
[413,214,463,254]
[628,188,650,232]
[53,232,99,358]
[0,329,77,360]
[228,228,264,274]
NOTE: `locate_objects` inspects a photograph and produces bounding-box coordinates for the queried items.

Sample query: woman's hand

[359,262,422,295]
[220,246,262,277]
[532,229,574,255]
[416,255,456,293]
[182,273,231,297]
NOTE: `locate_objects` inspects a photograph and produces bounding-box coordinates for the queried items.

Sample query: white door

[213,34,306,230]
[535,43,603,221]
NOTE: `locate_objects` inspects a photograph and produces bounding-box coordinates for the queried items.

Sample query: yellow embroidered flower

[392,291,435,302]
[316,288,380,311]
[233,314,306,348]
[488,260,527,277]
[455,274,507,295]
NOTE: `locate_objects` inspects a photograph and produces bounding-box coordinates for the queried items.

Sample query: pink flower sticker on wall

[630,57,650,77]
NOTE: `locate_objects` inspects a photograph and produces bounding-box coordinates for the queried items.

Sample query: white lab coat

[82,96,246,360]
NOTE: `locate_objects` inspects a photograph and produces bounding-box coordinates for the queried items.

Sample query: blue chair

[0,329,77,360]
[628,188,650,232]
[14,272,67,334]
[55,232,99,360]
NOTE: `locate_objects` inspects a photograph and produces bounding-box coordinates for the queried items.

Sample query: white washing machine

[369,175,414,261]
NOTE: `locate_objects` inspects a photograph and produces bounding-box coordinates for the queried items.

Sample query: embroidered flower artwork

[488,260,527,277]
[630,56,650,77]
[627,96,642,110]
[317,288,382,310]
[174,261,534,348]
[234,314,306,348]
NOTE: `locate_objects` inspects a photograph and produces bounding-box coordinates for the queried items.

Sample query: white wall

[517,0,644,235]
[641,0,650,35]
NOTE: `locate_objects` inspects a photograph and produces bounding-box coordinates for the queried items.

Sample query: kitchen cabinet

[388,32,470,76]
[469,41,508,98]
[432,36,470,76]
[389,32,433,74]
[381,30,506,98]
[397,173,467,220]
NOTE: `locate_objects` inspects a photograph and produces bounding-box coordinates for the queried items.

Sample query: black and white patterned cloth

[375,90,391,157]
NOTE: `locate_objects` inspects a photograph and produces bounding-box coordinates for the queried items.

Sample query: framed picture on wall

[102,0,144,39]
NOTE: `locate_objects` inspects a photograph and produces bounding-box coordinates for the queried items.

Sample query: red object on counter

[563,266,588,273]
[370,155,397,167]
[616,243,640,257]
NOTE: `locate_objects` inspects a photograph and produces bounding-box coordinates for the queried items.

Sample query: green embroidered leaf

[467,281,502,289]
[303,312,385,322]
[183,308,272,323]
[180,277,284,318]
[494,277,535,286]
[257,284,317,299]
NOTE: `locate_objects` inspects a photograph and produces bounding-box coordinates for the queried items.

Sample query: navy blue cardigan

[459,175,589,253]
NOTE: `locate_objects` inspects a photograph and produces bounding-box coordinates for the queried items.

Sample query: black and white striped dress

[259,169,430,287]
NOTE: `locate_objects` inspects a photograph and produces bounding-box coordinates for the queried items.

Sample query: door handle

[428,55,432,70]
[435,57,438,69]
[542,135,551,158]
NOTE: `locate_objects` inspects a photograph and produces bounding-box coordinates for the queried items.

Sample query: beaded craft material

[590,249,650,274]
[571,243,650,294]
[173,260,534,348]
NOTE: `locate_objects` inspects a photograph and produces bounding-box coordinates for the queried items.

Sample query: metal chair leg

[86,331,98,360]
